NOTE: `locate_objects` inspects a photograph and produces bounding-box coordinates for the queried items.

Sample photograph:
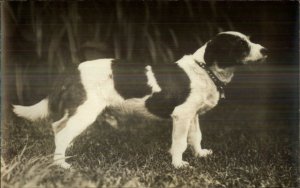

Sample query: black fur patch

[145,63,190,119]
[111,60,152,99]
[204,33,250,68]
[48,68,87,121]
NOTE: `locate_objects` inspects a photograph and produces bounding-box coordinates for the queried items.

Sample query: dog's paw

[172,160,190,168]
[54,161,72,169]
[195,149,213,157]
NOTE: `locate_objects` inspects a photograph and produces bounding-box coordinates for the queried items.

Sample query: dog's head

[203,31,268,68]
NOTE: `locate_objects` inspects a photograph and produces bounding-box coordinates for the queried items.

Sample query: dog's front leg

[170,112,193,168]
[188,115,212,157]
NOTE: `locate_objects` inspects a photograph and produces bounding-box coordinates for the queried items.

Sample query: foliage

[6,1,233,103]
[2,113,298,187]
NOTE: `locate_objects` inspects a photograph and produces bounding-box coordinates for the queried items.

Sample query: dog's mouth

[257,55,268,63]
[246,55,268,64]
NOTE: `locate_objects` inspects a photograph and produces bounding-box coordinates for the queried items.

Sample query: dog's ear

[204,33,251,68]
[203,36,237,68]
[203,40,215,67]
[204,38,228,67]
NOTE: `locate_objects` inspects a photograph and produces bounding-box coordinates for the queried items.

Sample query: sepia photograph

[1,1,299,187]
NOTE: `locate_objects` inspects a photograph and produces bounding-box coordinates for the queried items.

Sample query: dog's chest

[197,88,220,114]
[185,65,220,115]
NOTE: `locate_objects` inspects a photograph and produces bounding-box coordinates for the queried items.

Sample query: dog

[13,31,268,169]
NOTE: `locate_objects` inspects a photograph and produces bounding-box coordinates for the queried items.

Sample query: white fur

[113,97,158,119]
[52,111,69,133]
[193,43,207,64]
[14,31,266,169]
[178,55,220,110]
[222,31,249,40]
[54,98,107,168]
[169,55,219,167]
[13,98,49,121]
[244,43,266,62]
[53,59,161,167]
[168,32,266,167]
[54,59,119,167]
[188,115,212,157]
[210,64,235,84]
[78,59,125,106]
[146,65,161,93]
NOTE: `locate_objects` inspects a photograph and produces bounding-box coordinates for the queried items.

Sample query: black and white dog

[13,31,268,168]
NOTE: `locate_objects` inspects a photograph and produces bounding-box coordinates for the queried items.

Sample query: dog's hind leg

[52,111,69,134]
[188,115,212,157]
[53,97,106,168]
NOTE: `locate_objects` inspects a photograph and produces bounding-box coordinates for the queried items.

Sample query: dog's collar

[194,60,226,99]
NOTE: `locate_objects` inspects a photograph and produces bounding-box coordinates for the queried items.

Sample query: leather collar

[194,60,226,99]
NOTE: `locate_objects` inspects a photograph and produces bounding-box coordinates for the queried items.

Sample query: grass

[3,2,299,187]
[2,111,299,187]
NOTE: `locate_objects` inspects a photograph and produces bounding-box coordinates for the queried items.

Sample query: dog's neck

[193,44,235,84]
[209,64,235,84]
[193,43,207,63]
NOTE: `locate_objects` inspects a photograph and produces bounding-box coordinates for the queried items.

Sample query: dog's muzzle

[244,44,269,63]
[260,47,268,60]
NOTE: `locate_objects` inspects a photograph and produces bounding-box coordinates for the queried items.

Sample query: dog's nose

[260,47,268,57]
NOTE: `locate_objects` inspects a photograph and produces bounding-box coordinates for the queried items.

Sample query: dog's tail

[13,98,49,121]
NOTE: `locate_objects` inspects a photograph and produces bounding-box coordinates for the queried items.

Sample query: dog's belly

[110,96,160,119]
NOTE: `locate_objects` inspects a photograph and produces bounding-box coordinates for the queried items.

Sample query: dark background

[2,2,299,186]
[3,1,299,131]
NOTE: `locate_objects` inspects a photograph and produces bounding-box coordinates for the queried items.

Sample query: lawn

[1,108,298,188]
[2,1,299,187]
